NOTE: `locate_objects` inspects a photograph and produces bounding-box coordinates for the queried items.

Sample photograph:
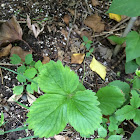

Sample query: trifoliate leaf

[17,74,26,83]
[109,13,121,22]
[96,86,125,115]
[133,109,140,126]
[109,116,118,132]
[35,60,43,71]
[17,65,26,74]
[115,105,136,122]
[108,36,125,45]
[27,94,68,138]
[26,84,34,94]
[130,90,140,108]
[25,54,33,65]
[24,68,37,79]
[10,54,21,64]
[27,61,102,138]
[38,61,79,95]
[108,135,122,140]
[13,85,24,95]
[130,126,140,140]
[67,90,102,137]
[126,31,140,62]
[90,57,106,80]
[98,126,107,138]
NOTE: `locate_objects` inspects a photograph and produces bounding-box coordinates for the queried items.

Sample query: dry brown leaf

[8,94,22,102]
[67,8,75,16]
[71,53,85,64]
[92,0,99,6]
[27,93,36,104]
[63,15,71,25]
[42,56,50,64]
[27,14,45,38]
[54,135,70,140]
[0,16,23,46]
[10,46,32,62]
[84,14,105,33]
[0,44,12,58]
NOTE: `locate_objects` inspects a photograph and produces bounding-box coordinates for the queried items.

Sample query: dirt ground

[0,0,136,140]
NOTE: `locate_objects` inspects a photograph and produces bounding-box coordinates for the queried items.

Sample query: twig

[0,68,3,84]
[85,0,91,14]
[113,17,138,56]
[0,63,21,66]
[128,120,137,129]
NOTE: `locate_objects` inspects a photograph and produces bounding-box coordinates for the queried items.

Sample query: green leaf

[83,36,88,42]
[108,36,125,45]
[86,52,91,57]
[130,90,140,108]
[26,84,34,94]
[107,0,140,17]
[38,61,79,95]
[10,54,21,64]
[89,48,94,53]
[96,86,125,115]
[27,61,102,138]
[115,105,136,122]
[85,43,91,50]
[31,77,38,92]
[67,90,102,137]
[0,112,4,127]
[116,128,125,135]
[98,126,107,138]
[24,68,37,79]
[35,60,43,71]
[108,135,122,140]
[133,109,140,126]
[17,74,26,83]
[87,40,92,44]
[133,78,140,89]
[109,116,118,132]
[136,57,140,66]
[126,31,140,62]
[125,60,139,74]
[27,94,68,138]
[130,126,140,140]
[25,54,33,65]
[108,80,130,105]
[13,85,24,95]
[17,65,26,74]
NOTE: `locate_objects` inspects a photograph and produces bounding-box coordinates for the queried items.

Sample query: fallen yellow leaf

[90,57,106,80]
[109,13,121,22]
[71,53,85,64]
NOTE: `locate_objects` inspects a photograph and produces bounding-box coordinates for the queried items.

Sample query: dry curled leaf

[71,53,85,64]
[0,16,23,46]
[63,15,71,24]
[10,46,32,62]
[27,14,45,38]
[42,56,50,64]
[92,0,99,6]
[0,44,12,58]
[54,135,70,140]
[8,94,22,102]
[84,14,105,33]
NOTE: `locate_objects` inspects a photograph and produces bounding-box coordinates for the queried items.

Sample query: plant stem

[113,17,138,56]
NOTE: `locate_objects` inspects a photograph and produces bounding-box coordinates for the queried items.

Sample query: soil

[0,0,137,140]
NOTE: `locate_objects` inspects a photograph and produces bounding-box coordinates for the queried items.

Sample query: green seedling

[0,112,4,127]
[10,54,42,95]
[82,36,94,57]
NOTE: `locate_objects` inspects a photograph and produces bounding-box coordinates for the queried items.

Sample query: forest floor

[0,0,137,140]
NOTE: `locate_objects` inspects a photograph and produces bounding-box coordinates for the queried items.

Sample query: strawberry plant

[10,54,42,95]
[82,36,94,57]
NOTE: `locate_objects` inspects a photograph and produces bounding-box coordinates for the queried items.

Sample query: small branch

[113,17,138,56]
[128,120,137,129]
